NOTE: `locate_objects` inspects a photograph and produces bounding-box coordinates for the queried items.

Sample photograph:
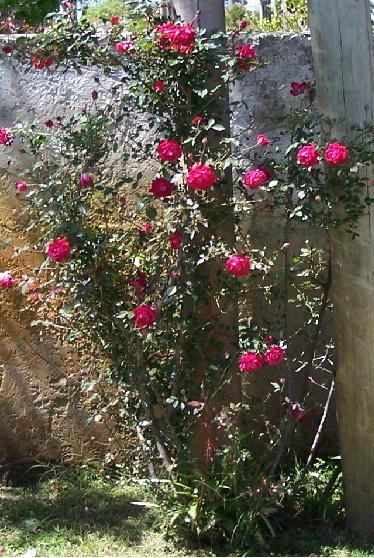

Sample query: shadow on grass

[0,477,176,556]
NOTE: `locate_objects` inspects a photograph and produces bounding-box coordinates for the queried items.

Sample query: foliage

[84,0,130,23]
[226,0,308,32]
[0,0,59,26]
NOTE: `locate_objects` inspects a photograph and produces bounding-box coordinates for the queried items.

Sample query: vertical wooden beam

[309,0,374,534]
[172,0,226,31]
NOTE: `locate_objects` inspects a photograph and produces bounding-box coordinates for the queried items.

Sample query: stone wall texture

[0,33,334,464]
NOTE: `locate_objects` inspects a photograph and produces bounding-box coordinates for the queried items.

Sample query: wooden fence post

[308,0,374,534]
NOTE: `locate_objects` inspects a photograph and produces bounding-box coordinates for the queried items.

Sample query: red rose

[236,43,256,70]
[192,115,203,126]
[129,271,147,295]
[297,144,319,167]
[243,168,268,189]
[79,173,94,188]
[111,16,120,25]
[2,44,12,54]
[47,237,71,262]
[239,352,264,373]
[291,403,308,423]
[157,139,182,162]
[325,142,348,165]
[155,22,196,54]
[257,134,270,147]
[154,80,165,93]
[0,128,12,146]
[264,345,285,366]
[169,230,182,250]
[16,180,27,192]
[290,81,309,96]
[186,164,217,191]
[45,119,54,128]
[225,255,250,277]
[115,40,134,53]
[133,304,157,328]
[150,177,174,198]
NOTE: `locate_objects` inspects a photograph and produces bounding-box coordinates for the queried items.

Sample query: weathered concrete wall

[0,33,334,463]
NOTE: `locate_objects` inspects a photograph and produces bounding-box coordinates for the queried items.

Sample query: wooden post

[171,0,241,464]
[172,0,226,30]
[308,0,374,534]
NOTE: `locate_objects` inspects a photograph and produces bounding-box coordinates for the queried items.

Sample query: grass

[1,465,374,557]
[0,465,197,557]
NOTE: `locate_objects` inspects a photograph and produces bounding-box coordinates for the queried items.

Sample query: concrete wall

[0,33,335,463]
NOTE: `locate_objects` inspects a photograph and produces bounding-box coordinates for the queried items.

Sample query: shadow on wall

[0,176,108,465]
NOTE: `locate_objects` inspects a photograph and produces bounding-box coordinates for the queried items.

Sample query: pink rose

[257,134,270,147]
[236,43,256,70]
[154,80,165,93]
[2,44,12,54]
[133,304,157,328]
[243,168,268,189]
[111,16,120,25]
[157,139,182,162]
[169,230,182,250]
[297,144,319,167]
[325,142,348,165]
[0,271,14,288]
[150,177,174,198]
[129,271,147,294]
[239,352,264,373]
[79,173,94,188]
[0,128,12,146]
[225,255,251,277]
[139,223,153,234]
[264,345,285,366]
[47,237,71,262]
[115,40,134,54]
[16,180,27,191]
[186,164,217,191]
[290,81,309,96]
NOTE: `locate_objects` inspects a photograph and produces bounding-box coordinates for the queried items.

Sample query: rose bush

[1,0,372,547]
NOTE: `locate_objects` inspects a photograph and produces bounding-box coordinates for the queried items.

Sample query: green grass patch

[1,465,374,557]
